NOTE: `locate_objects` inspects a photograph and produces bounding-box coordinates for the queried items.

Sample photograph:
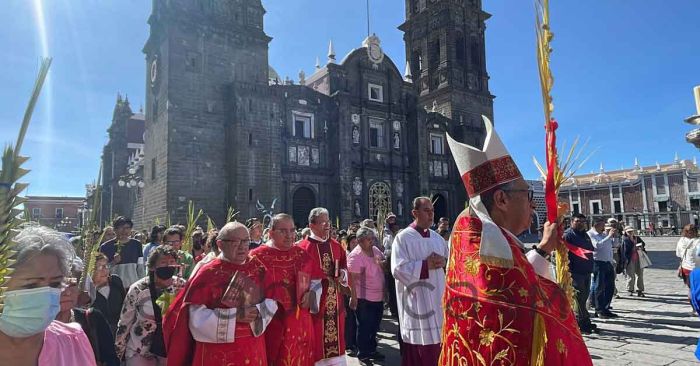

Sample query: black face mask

[154,266,178,280]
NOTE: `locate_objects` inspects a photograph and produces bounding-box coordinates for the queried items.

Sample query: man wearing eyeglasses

[163,221,278,366]
[162,227,194,280]
[298,207,350,366]
[440,117,592,365]
[250,213,316,366]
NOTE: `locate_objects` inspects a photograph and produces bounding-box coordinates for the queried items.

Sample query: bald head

[217,221,250,263]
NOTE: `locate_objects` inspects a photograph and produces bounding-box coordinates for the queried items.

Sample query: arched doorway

[292,187,316,228]
[432,193,447,225]
[368,182,392,221]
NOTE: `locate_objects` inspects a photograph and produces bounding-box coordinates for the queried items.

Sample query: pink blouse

[38,320,96,366]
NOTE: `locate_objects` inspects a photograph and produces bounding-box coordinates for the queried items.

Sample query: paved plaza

[347,236,700,365]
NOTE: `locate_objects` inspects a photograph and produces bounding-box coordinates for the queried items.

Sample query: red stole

[250,245,315,366]
[163,257,268,366]
[298,237,347,361]
[440,211,592,366]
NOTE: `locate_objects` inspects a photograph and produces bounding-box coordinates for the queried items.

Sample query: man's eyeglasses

[219,238,251,246]
[502,188,534,202]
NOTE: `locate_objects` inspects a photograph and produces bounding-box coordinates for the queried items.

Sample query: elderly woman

[0,226,96,365]
[347,227,387,363]
[622,226,647,297]
[91,252,126,335]
[115,245,185,366]
[677,224,699,286]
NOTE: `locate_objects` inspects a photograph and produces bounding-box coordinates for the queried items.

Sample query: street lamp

[118,165,145,189]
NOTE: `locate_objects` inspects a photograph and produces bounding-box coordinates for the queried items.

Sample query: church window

[248,133,253,146]
[249,189,253,201]
[456,35,466,64]
[369,119,385,148]
[55,208,63,219]
[430,134,444,155]
[152,99,158,119]
[32,207,41,218]
[430,39,441,68]
[368,83,383,102]
[292,111,314,139]
[470,39,480,67]
[151,158,156,180]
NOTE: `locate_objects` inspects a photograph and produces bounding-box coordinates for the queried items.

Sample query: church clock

[150,57,158,86]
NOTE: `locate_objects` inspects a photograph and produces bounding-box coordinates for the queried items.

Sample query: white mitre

[446,116,523,268]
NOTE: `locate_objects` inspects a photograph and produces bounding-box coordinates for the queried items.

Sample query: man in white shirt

[391,197,448,366]
[587,217,620,318]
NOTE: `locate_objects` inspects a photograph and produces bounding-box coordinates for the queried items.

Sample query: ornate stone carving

[353,177,363,196]
[298,146,310,166]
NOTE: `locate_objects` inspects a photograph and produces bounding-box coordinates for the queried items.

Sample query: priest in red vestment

[250,213,316,366]
[163,222,278,366]
[298,207,350,366]
[440,116,592,366]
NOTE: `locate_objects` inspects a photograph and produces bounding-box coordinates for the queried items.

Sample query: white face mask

[0,287,62,338]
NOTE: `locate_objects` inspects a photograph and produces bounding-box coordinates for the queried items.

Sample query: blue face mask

[0,286,62,338]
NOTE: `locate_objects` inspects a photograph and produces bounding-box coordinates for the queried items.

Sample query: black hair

[149,225,166,243]
[147,245,178,270]
[112,216,133,229]
[163,227,183,241]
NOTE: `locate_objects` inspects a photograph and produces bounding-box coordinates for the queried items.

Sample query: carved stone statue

[352,177,362,196]
[354,200,362,217]
[352,126,360,144]
[393,132,400,150]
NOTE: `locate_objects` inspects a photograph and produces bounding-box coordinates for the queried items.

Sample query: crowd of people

[0,199,458,366]
[6,118,700,365]
[564,214,651,335]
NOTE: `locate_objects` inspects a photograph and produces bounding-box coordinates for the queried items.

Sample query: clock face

[150,58,158,84]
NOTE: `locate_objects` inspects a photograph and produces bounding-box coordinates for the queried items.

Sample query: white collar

[310,233,327,242]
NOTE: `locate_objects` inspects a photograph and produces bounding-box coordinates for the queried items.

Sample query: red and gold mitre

[447,116,522,198]
[446,116,523,268]
[442,116,592,365]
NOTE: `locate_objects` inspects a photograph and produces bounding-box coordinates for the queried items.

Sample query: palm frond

[181,201,203,253]
[0,58,52,311]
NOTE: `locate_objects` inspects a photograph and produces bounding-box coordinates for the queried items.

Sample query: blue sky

[1,1,698,197]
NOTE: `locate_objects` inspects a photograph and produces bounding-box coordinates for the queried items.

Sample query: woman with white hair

[0,226,96,365]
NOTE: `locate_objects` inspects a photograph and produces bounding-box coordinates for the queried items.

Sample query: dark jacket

[74,307,120,366]
[92,275,125,335]
[564,227,594,274]
[622,234,646,266]
[99,238,143,264]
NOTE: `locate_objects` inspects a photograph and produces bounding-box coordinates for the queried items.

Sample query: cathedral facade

[124,0,494,228]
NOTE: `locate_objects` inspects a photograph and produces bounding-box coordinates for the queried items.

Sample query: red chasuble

[298,237,347,362]
[440,212,593,366]
[163,257,268,366]
[250,245,315,366]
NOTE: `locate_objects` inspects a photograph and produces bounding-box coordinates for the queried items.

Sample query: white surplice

[391,226,448,346]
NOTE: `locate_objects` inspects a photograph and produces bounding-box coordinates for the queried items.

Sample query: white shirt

[677,237,700,270]
[391,225,448,345]
[587,229,618,263]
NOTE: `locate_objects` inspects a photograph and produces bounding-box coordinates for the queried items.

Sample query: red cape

[163,257,268,366]
[440,211,592,366]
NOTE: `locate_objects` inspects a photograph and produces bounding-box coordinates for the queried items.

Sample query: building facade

[26,196,86,233]
[559,157,700,233]
[109,0,494,229]
[99,95,145,225]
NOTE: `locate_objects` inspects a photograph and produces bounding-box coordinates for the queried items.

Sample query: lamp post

[118,166,145,190]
